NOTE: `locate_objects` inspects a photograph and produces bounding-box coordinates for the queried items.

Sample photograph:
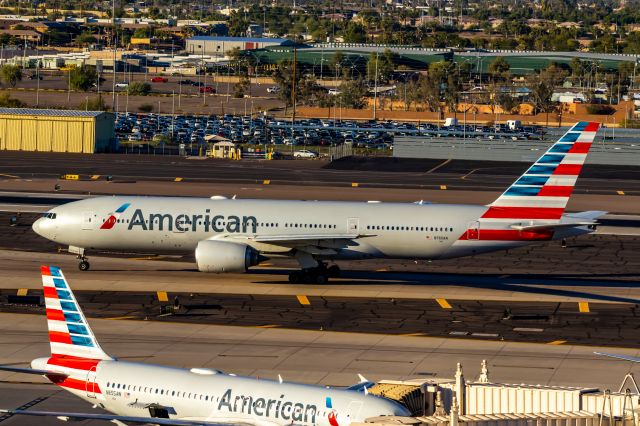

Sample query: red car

[199,86,215,93]
[151,77,168,83]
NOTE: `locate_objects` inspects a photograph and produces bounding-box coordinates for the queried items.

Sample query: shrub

[138,103,153,112]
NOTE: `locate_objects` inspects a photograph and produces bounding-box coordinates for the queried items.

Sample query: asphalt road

[1,153,640,196]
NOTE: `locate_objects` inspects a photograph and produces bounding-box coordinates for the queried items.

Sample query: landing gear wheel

[288,271,302,284]
[327,265,341,278]
[314,273,328,284]
[78,260,90,271]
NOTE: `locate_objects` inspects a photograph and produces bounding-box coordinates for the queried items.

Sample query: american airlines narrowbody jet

[0,266,410,425]
[32,122,605,284]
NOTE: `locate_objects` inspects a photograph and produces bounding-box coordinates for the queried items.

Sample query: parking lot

[116,112,546,154]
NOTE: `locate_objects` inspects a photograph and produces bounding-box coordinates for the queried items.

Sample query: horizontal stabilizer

[0,365,67,378]
[509,222,598,232]
[594,352,640,363]
[565,210,608,220]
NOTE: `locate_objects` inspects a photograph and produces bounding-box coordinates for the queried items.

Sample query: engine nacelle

[195,240,262,273]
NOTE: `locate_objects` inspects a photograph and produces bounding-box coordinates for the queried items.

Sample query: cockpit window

[42,213,57,219]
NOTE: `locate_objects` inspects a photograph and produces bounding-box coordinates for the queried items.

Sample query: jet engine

[195,240,263,273]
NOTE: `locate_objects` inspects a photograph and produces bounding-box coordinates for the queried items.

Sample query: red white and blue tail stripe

[42,266,112,361]
[482,121,600,221]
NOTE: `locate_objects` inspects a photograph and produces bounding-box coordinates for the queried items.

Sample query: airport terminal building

[0,108,115,154]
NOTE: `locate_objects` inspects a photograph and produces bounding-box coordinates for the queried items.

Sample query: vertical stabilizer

[41,266,112,360]
[483,121,600,221]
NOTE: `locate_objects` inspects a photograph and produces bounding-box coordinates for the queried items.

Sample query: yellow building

[0,109,115,153]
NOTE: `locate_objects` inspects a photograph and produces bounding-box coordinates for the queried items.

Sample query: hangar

[0,108,115,154]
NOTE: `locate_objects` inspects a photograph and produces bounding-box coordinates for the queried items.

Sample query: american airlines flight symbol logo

[100,203,131,230]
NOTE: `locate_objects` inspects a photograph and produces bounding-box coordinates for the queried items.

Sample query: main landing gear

[288,264,340,284]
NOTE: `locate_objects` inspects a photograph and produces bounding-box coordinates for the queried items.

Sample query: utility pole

[373,48,379,121]
[111,0,116,108]
[291,47,297,131]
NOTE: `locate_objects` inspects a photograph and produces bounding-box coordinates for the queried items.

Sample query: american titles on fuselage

[125,209,258,234]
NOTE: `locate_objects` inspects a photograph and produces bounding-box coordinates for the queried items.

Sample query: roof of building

[0,108,107,117]
[188,36,291,44]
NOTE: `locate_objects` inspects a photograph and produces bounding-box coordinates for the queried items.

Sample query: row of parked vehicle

[116,113,544,147]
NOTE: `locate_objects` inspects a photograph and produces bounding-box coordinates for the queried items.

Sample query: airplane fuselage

[33,357,408,425]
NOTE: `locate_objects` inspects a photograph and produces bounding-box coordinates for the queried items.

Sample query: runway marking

[16,288,28,296]
[130,255,167,261]
[547,340,567,345]
[617,190,625,195]
[461,169,478,180]
[104,315,137,320]
[426,158,451,174]
[436,298,452,309]
[257,324,280,328]
[90,175,100,180]
[579,302,590,313]
[440,185,447,190]
[263,179,270,185]
[258,262,273,266]
[401,333,426,337]
[0,173,20,179]
[174,177,183,182]
[157,291,169,302]
[351,182,359,187]
[297,295,311,305]
[376,268,389,272]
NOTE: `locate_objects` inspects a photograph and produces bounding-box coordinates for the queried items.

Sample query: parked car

[115,82,129,88]
[151,77,168,83]
[179,79,195,85]
[199,86,215,93]
[266,86,280,93]
[293,149,318,158]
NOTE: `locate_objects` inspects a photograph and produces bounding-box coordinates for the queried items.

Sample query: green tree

[337,78,368,109]
[126,81,151,95]
[233,74,250,98]
[138,103,154,112]
[69,65,98,91]
[0,65,21,88]
[366,49,395,83]
[76,32,97,46]
[0,92,24,107]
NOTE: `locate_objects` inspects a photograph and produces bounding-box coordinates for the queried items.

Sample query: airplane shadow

[249,269,640,305]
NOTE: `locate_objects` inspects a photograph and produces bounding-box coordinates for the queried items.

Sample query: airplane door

[347,218,359,233]
[86,366,97,399]
[82,211,95,230]
[467,221,480,240]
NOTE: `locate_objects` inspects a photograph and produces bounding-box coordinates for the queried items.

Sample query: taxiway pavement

[1,313,639,425]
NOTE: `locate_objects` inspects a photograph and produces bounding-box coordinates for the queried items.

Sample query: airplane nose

[32,217,43,236]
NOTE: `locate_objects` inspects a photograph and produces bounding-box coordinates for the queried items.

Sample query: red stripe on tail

[568,142,591,154]
[49,331,72,344]
[553,164,583,175]
[40,265,51,276]
[43,286,58,299]
[46,308,66,321]
[537,186,574,197]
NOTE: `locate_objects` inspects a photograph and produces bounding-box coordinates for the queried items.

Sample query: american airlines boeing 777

[0,266,410,425]
[32,122,604,283]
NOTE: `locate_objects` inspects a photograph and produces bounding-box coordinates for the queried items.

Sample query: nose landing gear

[77,256,90,271]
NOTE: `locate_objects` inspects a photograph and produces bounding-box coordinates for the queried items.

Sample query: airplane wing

[0,408,249,426]
[594,352,640,363]
[251,233,372,244]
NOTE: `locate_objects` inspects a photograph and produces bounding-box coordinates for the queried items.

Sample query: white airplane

[0,266,410,425]
[32,122,605,284]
